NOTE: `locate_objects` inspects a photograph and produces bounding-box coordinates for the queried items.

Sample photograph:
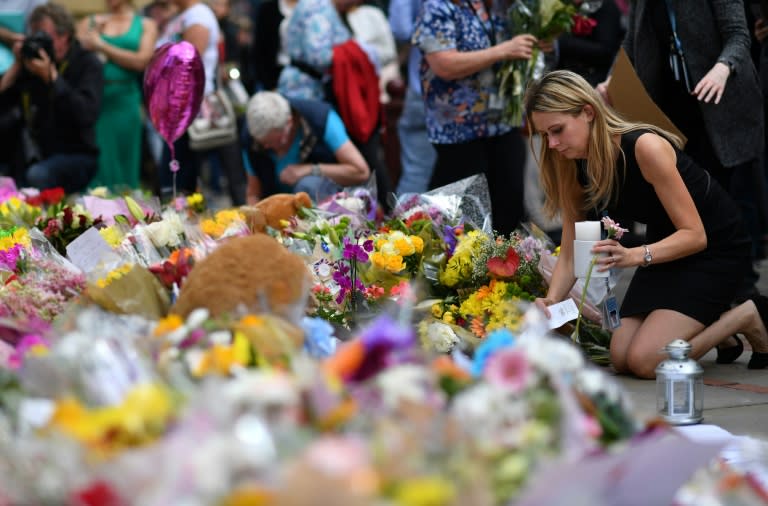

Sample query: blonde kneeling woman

[527,70,768,378]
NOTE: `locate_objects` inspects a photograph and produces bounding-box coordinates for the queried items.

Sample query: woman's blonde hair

[523,70,683,219]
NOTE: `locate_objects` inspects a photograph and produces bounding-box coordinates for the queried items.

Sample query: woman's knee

[626,348,659,379]
[609,340,630,374]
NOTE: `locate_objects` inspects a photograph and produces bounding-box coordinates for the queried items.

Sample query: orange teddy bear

[241,192,313,233]
[171,234,311,319]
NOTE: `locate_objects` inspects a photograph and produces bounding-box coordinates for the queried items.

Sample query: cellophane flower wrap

[498,0,581,125]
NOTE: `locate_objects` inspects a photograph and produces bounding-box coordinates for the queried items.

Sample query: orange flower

[431,355,471,382]
[322,339,365,380]
[470,318,487,338]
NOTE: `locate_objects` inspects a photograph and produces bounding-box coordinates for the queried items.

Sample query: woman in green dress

[78,0,158,191]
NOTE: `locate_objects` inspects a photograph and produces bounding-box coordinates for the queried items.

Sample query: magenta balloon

[143,41,205,148]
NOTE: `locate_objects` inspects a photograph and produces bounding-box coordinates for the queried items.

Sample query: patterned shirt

[277,0,351,100]
[412,0,511,144]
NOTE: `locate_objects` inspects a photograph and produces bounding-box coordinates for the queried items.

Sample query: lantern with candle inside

[573,221,608,278]
[655,339,703,425]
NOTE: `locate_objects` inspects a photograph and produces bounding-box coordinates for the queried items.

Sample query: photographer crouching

[0,3,103,192]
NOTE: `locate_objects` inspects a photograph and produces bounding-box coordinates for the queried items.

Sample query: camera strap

[21,59,69,123]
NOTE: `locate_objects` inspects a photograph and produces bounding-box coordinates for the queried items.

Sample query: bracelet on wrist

[310,163,322,177]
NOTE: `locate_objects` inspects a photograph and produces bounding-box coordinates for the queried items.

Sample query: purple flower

[0,244,23,271]
[349,315,417,382]
[342,238,370,263]
[8,334,49,369]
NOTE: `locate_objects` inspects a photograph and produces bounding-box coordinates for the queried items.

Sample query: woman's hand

[538,39,556,53]
[591,238,631,271]
[534,297,558,319]
[756,18,768,43]
[79,28,104,52]
[596,76,612,105]
[496,34,537,61]
[693,62,729,104]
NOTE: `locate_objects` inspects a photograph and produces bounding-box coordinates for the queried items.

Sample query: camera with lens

[21,31,54,61]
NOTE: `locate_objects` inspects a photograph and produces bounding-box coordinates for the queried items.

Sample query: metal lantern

[655,339,703,425]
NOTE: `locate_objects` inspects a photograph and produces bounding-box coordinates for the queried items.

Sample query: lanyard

[662,0,684,54]
[464,0,497,46]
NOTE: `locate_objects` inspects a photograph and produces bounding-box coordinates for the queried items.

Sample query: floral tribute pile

[0,175,763,504]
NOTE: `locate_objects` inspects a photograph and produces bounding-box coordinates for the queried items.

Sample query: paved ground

[608,263,768,438]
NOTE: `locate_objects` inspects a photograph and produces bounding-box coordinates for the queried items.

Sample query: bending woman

[527,70,768,378]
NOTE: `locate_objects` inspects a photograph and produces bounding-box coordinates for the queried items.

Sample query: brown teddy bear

[241,192,313,233]
[171,234,311,319]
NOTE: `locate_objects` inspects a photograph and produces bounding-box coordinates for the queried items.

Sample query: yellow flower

[431,303,443,318]
[98,226,124,248]
[442,312,454,324]
[186,193,204,207]
[200,218,224,238]
[201,209,245,238]
[394,236,415,256]
[393,477,455,506]
[0,227,30,251]
[95,263,133,288]
[48,383,174,452]
[154,314,184,336]
[193,332,251,377]
[411,235,424,253]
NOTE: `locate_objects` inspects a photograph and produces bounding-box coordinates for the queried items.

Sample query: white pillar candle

[574,221,601,241]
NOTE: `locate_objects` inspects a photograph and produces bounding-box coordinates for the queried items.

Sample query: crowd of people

[1,0,768,378]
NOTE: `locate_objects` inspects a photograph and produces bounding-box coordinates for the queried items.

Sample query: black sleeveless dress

[579,130,752,326]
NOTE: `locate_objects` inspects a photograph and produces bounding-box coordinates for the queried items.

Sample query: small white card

[65,226,114,274]
[547,299,580,329]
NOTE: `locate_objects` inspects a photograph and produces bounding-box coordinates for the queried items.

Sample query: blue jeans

[294,174,342,202]
[396,87,436,195]
[26,153,97,192]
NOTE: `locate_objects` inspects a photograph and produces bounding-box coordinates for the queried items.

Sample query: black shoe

[716,335,744,364]
[748,352,768,369]
[746,294,768,369]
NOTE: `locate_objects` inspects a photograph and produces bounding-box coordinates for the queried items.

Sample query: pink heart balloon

[144,42,205,158]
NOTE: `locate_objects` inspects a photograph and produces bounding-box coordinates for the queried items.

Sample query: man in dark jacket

[0,3,103,192]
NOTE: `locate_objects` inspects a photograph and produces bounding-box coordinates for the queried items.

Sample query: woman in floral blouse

[412,0,540,235]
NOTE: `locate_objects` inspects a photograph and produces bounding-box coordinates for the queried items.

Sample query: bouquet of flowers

[498,0,599,125]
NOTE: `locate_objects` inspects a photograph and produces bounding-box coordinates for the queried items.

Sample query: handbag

[663,0,694,93]
[188,89,238,151]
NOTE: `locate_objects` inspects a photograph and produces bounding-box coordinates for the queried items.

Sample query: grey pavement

[608,262,768,439]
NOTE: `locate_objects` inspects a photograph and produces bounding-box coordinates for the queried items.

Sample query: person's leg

[396,88,436,195]
[294,174,341,202]
[609,315,644,374]
[487,130,527,235]
[623,310,705,379]
[429,138,487,190]
[687,299,768,358]
[26,153,97,192]
[216,141,247,206]
[354,129,392,213]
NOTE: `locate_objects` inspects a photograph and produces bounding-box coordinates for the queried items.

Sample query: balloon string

[169,143,179,202]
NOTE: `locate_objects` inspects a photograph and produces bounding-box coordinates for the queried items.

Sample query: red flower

[41,187,65,205]
[70,480,124,506]
[572,14,597,36]
[487,247,520,278]
[62,206,74,227]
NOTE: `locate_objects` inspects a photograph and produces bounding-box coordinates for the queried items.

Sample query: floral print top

[413,0,512,144]
[277,0,351,100]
